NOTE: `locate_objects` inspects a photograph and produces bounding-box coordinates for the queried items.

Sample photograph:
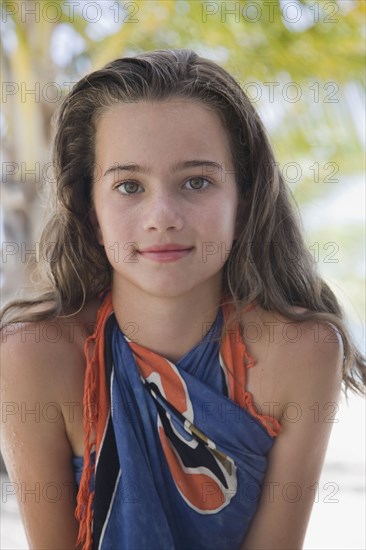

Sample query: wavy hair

[1,48,365,397]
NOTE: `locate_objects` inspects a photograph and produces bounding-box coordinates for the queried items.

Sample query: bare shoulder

[1,297,101,453]
[260,305,343,402]
[1,297,100,383]
[240,305,344,549]
[0,299,100,547]
[241,303,344,417]
[0,311,84,453]
[1,313,85,404]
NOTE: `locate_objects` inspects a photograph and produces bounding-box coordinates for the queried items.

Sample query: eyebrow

[103,160,224,178]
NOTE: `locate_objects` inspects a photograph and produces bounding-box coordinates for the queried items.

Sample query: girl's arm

[240,322,344,550]
[1,325,82,549]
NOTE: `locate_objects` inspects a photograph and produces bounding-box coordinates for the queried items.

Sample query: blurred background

[1,0,365,547]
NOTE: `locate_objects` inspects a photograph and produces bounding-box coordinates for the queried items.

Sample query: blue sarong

[75,292,282,549]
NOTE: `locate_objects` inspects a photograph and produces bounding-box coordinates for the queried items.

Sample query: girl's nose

[142,191,185,232]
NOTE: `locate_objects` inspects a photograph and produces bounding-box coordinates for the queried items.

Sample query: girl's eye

[116,182,142,195]
[184,177,211,192]
[116,176,211,195]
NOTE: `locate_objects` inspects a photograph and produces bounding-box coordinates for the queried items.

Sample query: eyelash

[114,177,213,196]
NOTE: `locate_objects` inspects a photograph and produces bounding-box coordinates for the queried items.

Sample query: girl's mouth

[138,247,194,262]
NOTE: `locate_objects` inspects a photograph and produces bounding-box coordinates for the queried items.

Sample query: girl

[1,48,365,550]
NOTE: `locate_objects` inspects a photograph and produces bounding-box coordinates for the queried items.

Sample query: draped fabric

[75,291,282,550]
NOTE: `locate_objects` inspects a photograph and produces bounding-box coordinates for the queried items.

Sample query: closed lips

[140,245,193,252]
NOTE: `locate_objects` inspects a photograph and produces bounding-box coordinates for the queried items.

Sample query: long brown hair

[1,48,365,397]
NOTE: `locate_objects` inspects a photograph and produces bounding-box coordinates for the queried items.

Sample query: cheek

[89,204,104,245]
[95,225,104,246]
[97,207,137,253]
[217,201,238,235]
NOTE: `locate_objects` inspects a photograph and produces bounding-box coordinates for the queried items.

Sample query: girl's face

[92,98,240,299]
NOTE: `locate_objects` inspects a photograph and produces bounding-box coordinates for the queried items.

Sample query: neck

[111,278,223,364]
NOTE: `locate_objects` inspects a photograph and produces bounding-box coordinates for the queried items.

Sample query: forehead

[94,99,233,164]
